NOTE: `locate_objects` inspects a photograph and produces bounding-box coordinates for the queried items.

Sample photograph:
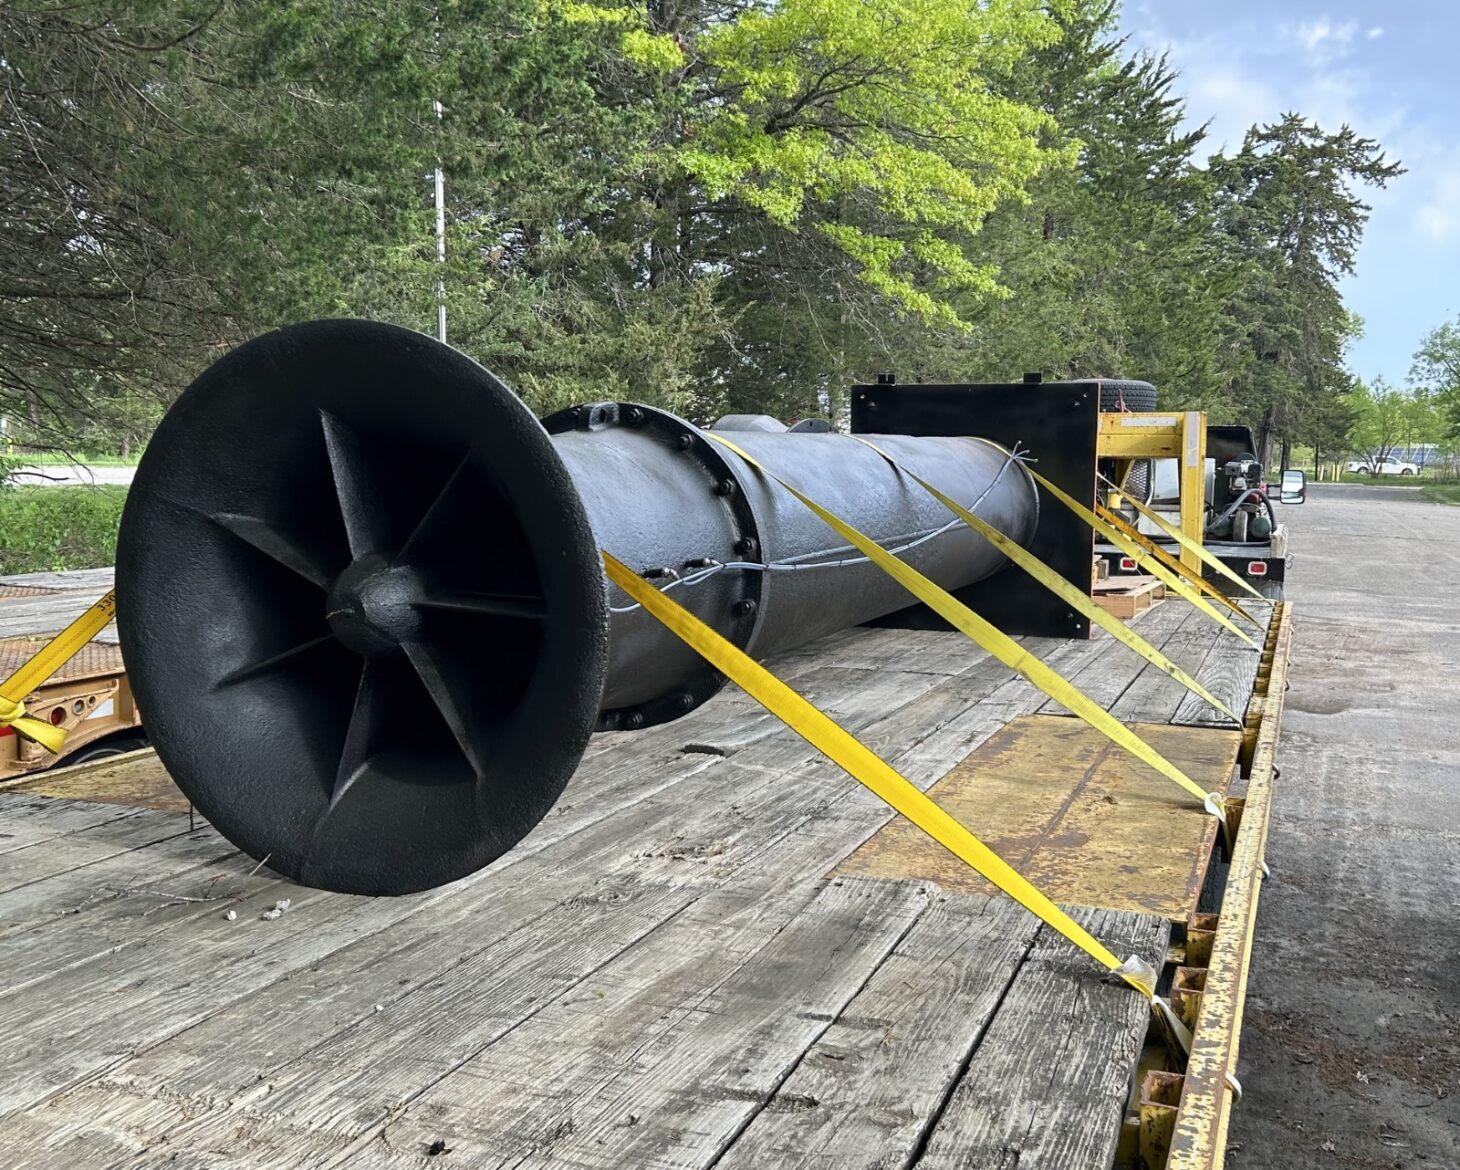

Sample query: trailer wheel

[58,731,150,767]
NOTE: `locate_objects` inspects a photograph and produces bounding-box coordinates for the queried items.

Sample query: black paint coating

[118,325,1045,895]
[850,381,1101,640]
[117,320,610,895]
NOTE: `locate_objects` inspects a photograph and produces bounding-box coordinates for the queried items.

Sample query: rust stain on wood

[833,713,1240,920]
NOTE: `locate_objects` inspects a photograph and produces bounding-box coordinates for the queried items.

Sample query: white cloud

[1414,155,1460,244]
[1367,27,1384,40]
[1294,18,1359,53]
[1183,65,1285,153]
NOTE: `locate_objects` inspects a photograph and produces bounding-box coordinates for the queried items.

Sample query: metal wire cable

[609,442,1031,615]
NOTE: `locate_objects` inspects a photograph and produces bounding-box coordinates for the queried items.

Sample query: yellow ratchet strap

[1023,466,1258,650]
[603,550,1162,1004]
[850,438,1237,723]
[1100,474,1264,602]
[704,434,1221,816]
[1096,503,1261,628]
[0,589,117,754]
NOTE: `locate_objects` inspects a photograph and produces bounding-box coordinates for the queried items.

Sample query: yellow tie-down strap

[603,551,1182,1019]
[0,589,118,754]
[704,433,1223,822]
[849,437,1237,723]
[1022,466,1258,650]
[1096,501,1261,629]
[1100,473,1264,602]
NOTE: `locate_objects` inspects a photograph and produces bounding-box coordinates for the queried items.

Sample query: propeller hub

[326,555,424,656]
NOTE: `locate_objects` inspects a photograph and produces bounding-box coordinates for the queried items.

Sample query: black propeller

[117,320,610,894]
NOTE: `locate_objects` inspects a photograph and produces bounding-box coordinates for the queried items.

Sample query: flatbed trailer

[0,568,142,780]
[1095,535,1290,598]
[0,572,1290,1170]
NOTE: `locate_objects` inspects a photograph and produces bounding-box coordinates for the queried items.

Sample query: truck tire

[1092,379,1158,413]
[1086,378,1158,502]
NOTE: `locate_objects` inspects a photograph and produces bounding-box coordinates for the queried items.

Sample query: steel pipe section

[117,320,1037,895]
[548,404,1037,730]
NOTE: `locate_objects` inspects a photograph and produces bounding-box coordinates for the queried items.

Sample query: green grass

[1420,483,1460,505]
[5,449,142,467]
[0,485,128,575]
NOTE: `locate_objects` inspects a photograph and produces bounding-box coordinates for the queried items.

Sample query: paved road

[6,464,135,486]
[1231,483,1460,1167]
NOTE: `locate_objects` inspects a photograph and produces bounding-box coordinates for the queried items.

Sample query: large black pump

[118,321,1058,895]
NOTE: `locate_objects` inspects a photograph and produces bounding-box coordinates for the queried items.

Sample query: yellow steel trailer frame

[1141,601,1292,1170]
[1099,410,1209,574]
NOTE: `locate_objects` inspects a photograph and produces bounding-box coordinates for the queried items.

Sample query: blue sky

[1118,1,1460,386]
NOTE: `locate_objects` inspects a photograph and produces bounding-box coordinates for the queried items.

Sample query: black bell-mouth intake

[116,320,609,895]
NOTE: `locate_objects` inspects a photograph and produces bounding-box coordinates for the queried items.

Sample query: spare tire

[1086,379,1158,504]
[1083,378,1158,413]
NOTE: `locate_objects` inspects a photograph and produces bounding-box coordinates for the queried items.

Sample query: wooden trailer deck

[0,582,1288,1170]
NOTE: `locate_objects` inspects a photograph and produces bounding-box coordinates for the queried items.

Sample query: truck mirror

[1280,469,1307,504]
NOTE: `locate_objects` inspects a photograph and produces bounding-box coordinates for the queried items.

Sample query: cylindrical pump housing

[117,320,1038,895]
[545,402,1035,730]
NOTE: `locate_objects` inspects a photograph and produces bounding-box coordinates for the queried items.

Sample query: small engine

[1211,454,1272,542]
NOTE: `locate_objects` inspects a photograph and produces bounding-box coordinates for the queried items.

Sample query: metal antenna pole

[433,98,446,344]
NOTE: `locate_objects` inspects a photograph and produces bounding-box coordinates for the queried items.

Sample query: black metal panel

[849,381,1101,639]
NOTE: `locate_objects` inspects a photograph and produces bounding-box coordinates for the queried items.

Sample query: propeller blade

[398,454,473,561]
[332,660,381,805]
[216,634,337,689]
[402,640,487,779]
[415,591,545,620]
[320,409,394,557]
[210,512,336,590]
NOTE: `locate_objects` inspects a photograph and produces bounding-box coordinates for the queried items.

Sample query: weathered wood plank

[4,749,187,812]
[0,568,115,591]
[1,879,710,1170]
[1170,602,1271,728]
[1036,600,1193,717]
[1109,604,1223,726]
[4,882,927,1170]
[835,716,1237,920]
[0,593,112,639]
[0,660,961,1123]
[0,807,202,895]
[914,907,1170,1170]
[0,615,1218,1170]
[0,829,234,931]
[357,876,932,1170]
[716,892,1040,1169]
[0,644,1019,1160]
[43,640,1132,1164]
[0,793,144,857]
[0,742,721,1002]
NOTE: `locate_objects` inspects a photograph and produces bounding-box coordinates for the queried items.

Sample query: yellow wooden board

[3,747,191,813]
[835,714,1240,920]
